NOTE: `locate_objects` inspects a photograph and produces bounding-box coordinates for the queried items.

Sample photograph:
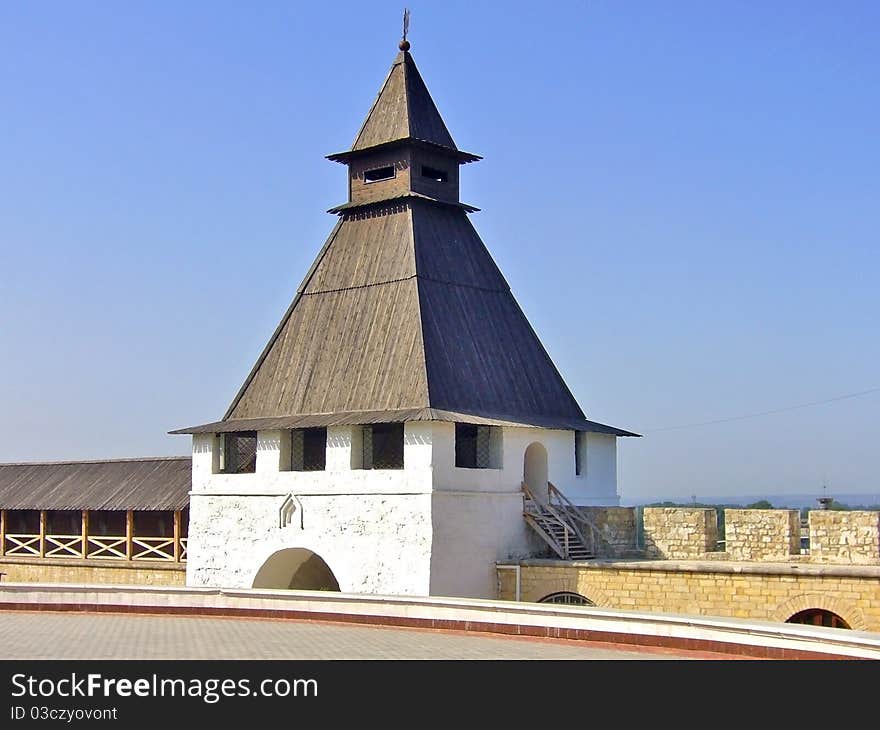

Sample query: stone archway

[771,593,867,631]
[252,548,340,591]
[523,442,549,497]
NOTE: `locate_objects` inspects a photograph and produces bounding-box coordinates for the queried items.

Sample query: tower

[174,35,637,598]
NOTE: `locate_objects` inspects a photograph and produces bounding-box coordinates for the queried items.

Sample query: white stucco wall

[430,423,619,506]
[429,491,538,598]
[186,420,619,597]
[187,492,432,594]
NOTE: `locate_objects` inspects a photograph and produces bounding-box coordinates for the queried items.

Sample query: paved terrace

[0,583,877,660]
[0,612,690,660]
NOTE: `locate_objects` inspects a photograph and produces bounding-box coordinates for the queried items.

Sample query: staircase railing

[547,482,615,557]
[522,482,590,559]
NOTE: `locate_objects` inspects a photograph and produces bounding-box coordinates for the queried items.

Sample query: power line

[645,387,880,433]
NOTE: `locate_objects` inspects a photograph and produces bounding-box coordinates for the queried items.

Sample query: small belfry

[173,26,638,599]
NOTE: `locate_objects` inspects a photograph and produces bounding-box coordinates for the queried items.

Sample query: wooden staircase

[522,481,610,561]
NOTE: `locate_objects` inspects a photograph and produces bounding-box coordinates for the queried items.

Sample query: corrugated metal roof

[0,457,191,511]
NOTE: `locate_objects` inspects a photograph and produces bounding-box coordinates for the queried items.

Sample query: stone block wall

[724,509,800,561]
[809,511,880,564]
[578,507,637,557]
[642,508,718,559]
[500,560,880,631]
[0,557,185,586]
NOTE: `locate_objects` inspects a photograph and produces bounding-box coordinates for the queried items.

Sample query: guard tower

[173,30,637,598]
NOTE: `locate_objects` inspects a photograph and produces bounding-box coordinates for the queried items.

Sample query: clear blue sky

[1,2,877,501]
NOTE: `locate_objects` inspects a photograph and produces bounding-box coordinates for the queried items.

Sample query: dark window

[7,510,40,534]
[364,423,404,470]
[45,510,79,535]
[223,431,257,474]
[538,592,595,606]
[575,431,585,476]
[455,423,478,468]
[421,165,448,183]
[88,511,127,537]
[787,609,850,629]
[291,428,327,471]
[455,423,498,468]
[133,510,173,537]
[364,165,395,183]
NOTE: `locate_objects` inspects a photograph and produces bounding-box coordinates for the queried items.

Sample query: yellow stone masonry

[498,560,880,631]
[0,558,186,586]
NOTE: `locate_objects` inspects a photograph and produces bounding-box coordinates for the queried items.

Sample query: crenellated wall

[578,507,637,557]
[642,508,718,559]
[809,511,880,565]
[723,509,800,561]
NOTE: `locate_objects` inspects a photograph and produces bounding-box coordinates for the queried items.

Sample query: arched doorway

[523,442,548,496]
[787,609,851,629]
[252,548,340,591]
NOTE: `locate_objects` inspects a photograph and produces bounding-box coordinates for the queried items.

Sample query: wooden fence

[0,510,186,563]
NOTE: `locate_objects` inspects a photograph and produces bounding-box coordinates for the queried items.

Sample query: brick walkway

[0,611,700,659]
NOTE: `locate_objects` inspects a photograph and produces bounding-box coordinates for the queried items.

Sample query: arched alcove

[523,442,549,496]
[252,548,340,591]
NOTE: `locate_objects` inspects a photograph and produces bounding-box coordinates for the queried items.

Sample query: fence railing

[0,509,187,563]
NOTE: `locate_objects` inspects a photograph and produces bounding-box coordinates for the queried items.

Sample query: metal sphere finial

[399,39,410,51]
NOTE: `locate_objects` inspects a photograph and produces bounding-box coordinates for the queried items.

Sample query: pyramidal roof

[351,50,456,151]
[172,43,637,438]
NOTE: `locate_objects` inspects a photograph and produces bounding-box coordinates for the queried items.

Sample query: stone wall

[642,508,718,559]
[724,509,800,561]
[809,511,880,565]
[578,507,637,557]
[0,557,185,586]
[497,559,880,631]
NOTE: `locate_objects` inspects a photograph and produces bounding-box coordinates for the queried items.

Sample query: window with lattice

[455,423,501,469]
[290,428,327,471]
[222,432,257,474]
[361,423,404,470]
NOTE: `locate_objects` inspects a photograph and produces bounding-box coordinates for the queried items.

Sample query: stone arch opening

[538,591,595,606]
[252,548,340,591]
[787,609,851,630]
[772,593,866,631]
[523,442,548,496]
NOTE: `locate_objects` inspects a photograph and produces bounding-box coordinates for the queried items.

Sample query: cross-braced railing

[0,509,187,563]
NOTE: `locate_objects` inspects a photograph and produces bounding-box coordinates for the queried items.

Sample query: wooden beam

[0,509,6,557]
[125,510,133,561]
[81,510,89,559]
[173,510,181,562]
[39,510,46,558]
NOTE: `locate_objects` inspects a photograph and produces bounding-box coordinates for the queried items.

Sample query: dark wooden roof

[177,200,637,435]
[0,457,191,511]
[350,51,458,153]
[171,409,638,437]
[328,193,479,214]
[326,138,481,165]
[173,46,638,439]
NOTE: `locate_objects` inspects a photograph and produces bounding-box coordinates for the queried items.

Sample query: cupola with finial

[326,9,481,213]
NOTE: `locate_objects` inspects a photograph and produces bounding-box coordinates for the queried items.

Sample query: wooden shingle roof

[0,457,191,511]
[173,45,638,438]
[351,50,457,153]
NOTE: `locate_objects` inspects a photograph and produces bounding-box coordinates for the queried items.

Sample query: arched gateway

[252,548,340,591]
